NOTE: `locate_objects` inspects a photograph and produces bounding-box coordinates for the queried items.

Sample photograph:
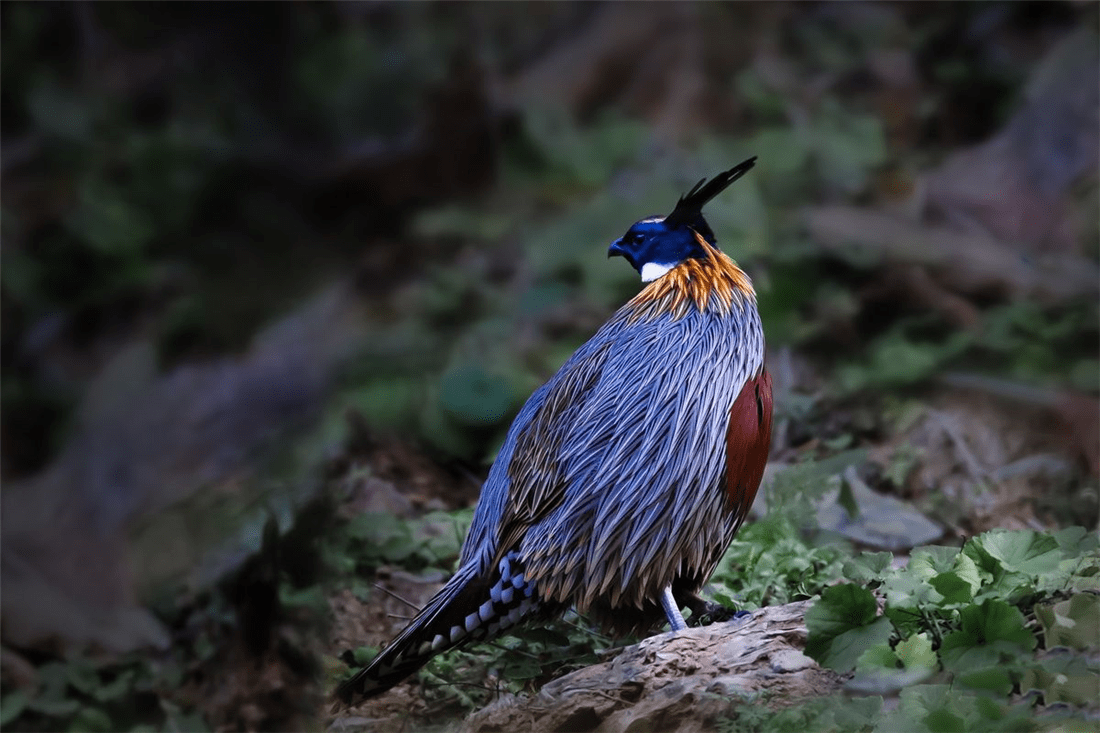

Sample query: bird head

[608,157,756,282]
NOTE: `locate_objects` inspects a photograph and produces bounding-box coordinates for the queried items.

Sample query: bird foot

[687,602,749,627]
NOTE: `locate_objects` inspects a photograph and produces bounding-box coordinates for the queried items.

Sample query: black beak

[607,238,625,259]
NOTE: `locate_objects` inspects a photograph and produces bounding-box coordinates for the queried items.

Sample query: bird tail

[333,551,540,706]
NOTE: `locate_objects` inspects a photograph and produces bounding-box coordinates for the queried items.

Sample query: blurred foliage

[4,3,1097,476]
[783,527,1099,731]
[335,509,474,578]
[837,301,1100,394]
[324,451,1099,727]
[2,3,1097,732]
[1,3,482,473]
[1,644,211,732]
[709,452,869,609]
[325,494,623,716]
[415,620,611,715]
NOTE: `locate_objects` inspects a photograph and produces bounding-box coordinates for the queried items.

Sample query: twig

[374,583,421,611]
[558,617,612,643]
[928,409,987,480]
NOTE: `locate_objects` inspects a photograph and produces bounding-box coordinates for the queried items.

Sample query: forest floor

[1,4,1096,732]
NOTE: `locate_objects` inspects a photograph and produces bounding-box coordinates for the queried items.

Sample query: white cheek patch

[640,262,674,282]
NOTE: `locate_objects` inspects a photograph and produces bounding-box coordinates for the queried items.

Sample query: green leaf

[882,604,926,639]
[27,661,80,716]
[808,593,893,674]
[1020,653,1099,706]
[880,683,1035,733]
[857,643,899,670]
[513,627,573,647]
[831,695,884,732]
[502,658,543,681]
[836,323,967,392]
[279,584,327,611]
[65,658,100,695]
[850,642,932,693]
[64,181,155,257]
[36,660,70,693]
[90,669,134,702]
[887,685,955,732]
[1052,526,1096,556]
[961,529,1071,601]
[923,708,966,733]
[415,510,474,565]
[349,379,421,430]
[67,706,114,733]
[939,599,1036,671]
[0,690,28,726]
[1035,594,1100,650]
[344,512,404,542]
[955,667,1013,696]
[754,263,827,345]
[836,476,860,517]
[520,106,646,188]
[807,584,879,637]
[728,694,884,733]
[929,572,973,606]
[1070,359,1100,391]
[882,546,959,613]
[883,443,923,488]
[910,546,962,577]
[951,552,983,598]
[26,695,81,717]
[352,645,377,666]
[711,499,851,609]
[843,552,893,584]
[969,530,1062,577]
[896,633,937,673]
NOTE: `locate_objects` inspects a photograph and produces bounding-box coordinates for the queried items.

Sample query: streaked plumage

[335,158,772,705]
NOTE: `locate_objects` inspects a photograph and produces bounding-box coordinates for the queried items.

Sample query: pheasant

[335,157,772,705]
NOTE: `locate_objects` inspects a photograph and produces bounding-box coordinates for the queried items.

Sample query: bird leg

[660,586,688,631]
[677,590,747,627]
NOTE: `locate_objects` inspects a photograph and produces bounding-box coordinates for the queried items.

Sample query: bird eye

[630,232,645,244]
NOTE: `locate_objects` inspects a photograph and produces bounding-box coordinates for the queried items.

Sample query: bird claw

[687,602,748,627]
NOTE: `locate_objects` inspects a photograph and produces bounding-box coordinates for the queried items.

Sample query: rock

[815,466,943,551]
[461,600,845,733]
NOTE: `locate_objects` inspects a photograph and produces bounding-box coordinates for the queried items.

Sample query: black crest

[663,157,757,243]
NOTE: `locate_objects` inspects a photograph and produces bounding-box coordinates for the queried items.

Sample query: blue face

[607,217,706,281]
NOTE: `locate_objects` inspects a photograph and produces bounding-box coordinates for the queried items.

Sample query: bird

[335,157,772,705]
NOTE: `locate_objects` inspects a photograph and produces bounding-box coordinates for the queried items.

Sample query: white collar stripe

[640,262,674,282]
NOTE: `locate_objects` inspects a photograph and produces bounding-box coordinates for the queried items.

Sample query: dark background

[1,2,1096,730]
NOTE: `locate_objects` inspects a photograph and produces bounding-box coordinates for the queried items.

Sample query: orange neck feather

[626,234,755,321]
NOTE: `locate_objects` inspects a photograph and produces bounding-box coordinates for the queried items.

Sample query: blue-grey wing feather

[460,294,763,617]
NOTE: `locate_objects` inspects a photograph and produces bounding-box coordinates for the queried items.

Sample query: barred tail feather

[333,563,483,705]
[333,552,542,707]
